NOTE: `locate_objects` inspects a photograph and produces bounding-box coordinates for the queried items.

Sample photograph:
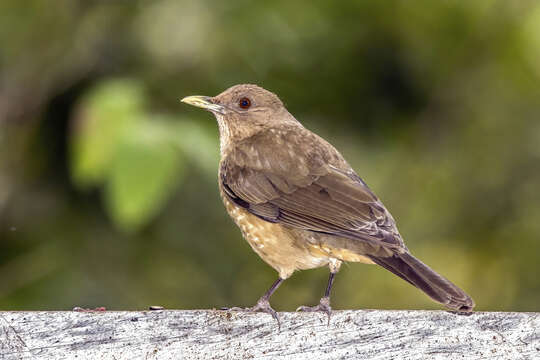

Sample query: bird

[181,84,474,324]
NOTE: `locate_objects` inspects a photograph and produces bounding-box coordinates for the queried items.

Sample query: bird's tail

[367,252,474,312]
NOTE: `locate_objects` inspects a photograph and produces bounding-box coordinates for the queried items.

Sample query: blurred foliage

[1,0,539,312]
[70,79,216,231]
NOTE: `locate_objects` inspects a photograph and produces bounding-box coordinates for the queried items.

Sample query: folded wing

[220,126,405,250]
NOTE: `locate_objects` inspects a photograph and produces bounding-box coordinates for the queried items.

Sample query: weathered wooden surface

[0,310,538,359]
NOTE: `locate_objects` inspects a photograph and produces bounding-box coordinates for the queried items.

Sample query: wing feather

[220,126,404,249]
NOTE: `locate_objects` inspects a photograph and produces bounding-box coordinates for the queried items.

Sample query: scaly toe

[226,299,281,328]
[250,299,280,327]
[296,297,332,325]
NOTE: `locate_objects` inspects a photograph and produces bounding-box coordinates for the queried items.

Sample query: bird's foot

[226,298,281,328]
[296,296,332,325]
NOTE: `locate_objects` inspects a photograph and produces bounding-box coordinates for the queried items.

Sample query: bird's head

[181,84,299,151]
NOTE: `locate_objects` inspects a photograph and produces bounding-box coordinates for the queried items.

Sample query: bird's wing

[220,126,405,250]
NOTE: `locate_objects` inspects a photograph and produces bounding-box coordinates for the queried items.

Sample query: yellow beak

[180,95,226,114]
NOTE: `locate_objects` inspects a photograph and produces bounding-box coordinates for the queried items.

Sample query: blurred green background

[1,0,539,312]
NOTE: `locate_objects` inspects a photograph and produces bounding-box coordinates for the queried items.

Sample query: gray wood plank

[0,310,538,359]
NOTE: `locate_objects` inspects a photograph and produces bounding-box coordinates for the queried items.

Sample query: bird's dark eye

[239,97,251,109]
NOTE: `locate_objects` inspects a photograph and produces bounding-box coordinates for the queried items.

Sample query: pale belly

[221,191,331,279]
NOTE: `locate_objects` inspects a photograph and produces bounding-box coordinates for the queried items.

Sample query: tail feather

[368,252,475,312]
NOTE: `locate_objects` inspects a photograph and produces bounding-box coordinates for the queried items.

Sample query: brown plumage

[181,84,474,323]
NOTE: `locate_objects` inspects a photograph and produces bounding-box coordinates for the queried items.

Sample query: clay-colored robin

[181,84,474,323]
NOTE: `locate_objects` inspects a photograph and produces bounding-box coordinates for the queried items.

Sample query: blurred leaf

[522,4,540,80]
[172,118,219,175]
[69,79,219,232]
[105,122,184,232]
[70,79,145,188]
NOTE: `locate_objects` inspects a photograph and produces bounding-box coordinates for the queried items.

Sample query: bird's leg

[229,277,284,326]
[296,271,336,323]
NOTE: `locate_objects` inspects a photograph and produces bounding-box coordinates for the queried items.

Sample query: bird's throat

[215,114,232,156]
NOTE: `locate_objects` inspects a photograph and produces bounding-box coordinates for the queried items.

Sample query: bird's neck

[215,114,232,156]
[214,114,272,156]
[215,110,303,156]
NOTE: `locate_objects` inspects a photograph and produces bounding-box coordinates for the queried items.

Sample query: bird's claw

[296,296,332,325]
[226,299,281,329]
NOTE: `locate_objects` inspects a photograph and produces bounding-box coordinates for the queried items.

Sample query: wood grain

[0,310,538,359]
